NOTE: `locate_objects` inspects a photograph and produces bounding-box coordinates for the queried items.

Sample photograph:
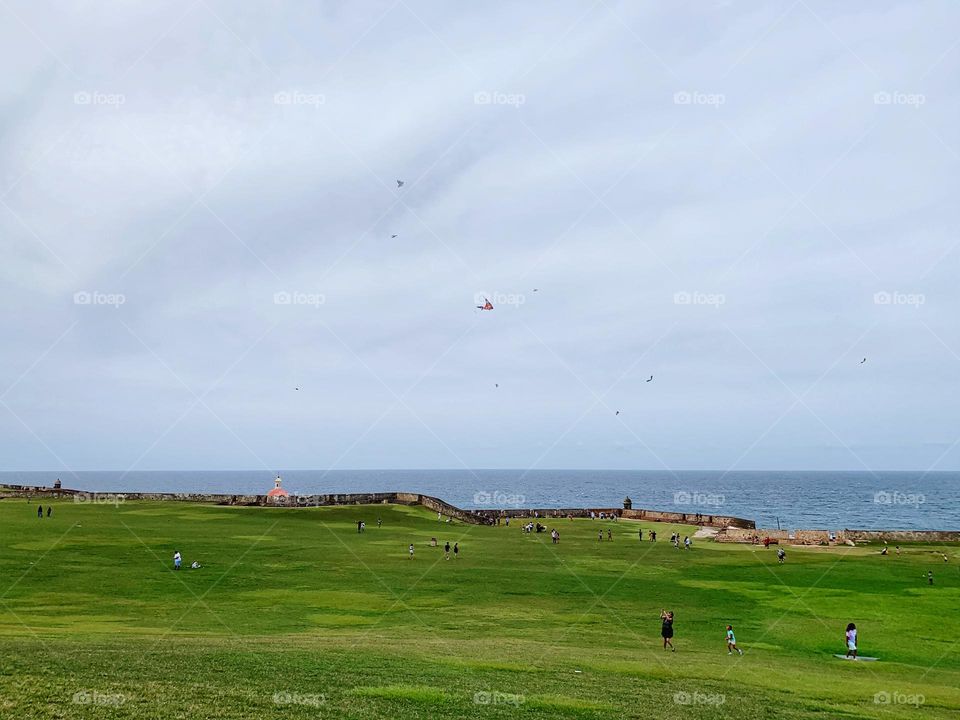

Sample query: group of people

[172,551,200,570]
[408,541,461,559]
[670,532,692,550]
[660,609,854,658]
[36,505,52,518]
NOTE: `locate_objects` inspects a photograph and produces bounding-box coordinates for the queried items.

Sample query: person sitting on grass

[845,623,858,659]
[660,610,675,652]
[726,625,743,655]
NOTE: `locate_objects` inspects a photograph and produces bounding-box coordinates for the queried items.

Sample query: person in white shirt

[173,551,182,570]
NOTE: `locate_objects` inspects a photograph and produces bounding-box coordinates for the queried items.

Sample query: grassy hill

[0,500,958,718]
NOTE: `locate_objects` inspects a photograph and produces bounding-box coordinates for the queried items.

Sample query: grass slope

[0,500,958,719]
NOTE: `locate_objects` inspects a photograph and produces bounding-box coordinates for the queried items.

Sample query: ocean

[1,469,956,531]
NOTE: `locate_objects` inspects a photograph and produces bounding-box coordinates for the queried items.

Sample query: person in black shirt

[660,610,675,651]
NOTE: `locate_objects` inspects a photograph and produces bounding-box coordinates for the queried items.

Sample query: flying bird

[533,288,539,292]
[295,386,300,391]
[495,383,499,388]
[860,358,867,364]
[391,234,398,238]
[476,298,494,311]
[646,375,653,382]
[396,179,404,188]
[615,410,620,416]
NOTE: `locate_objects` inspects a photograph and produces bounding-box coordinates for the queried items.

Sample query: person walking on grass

[409,543,415,559]
[377,516,382,528]
[37,505,43,519]
[638,528,643,541]
[607,529,612,541]
[46,506,52,518]
[726,625,743,655]
[173,550,182,571]
[660,610,675,651]
[777,547,786,564]
[454,542,459,559]
[845,623,858,659]
[444,541,450,560]
[598,530,603,542]
[684,536,691,550]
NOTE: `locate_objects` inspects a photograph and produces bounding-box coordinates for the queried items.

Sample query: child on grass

[726,625,743,655]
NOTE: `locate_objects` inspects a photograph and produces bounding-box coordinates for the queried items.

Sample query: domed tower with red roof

[267,474,289,504]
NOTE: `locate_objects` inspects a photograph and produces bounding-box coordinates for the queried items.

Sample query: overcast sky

[1,0,957,474]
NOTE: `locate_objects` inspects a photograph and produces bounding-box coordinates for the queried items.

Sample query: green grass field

[1,500,958,719]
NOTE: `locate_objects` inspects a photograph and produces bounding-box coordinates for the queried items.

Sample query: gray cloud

[1,0,958,473]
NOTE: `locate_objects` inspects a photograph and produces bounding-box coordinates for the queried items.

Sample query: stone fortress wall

[3,483,957,542]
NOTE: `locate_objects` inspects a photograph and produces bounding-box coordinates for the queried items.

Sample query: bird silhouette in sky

[396,179,404,188]
[860,358,867,364]
[615,410,620,416]
[646,375,654,382]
